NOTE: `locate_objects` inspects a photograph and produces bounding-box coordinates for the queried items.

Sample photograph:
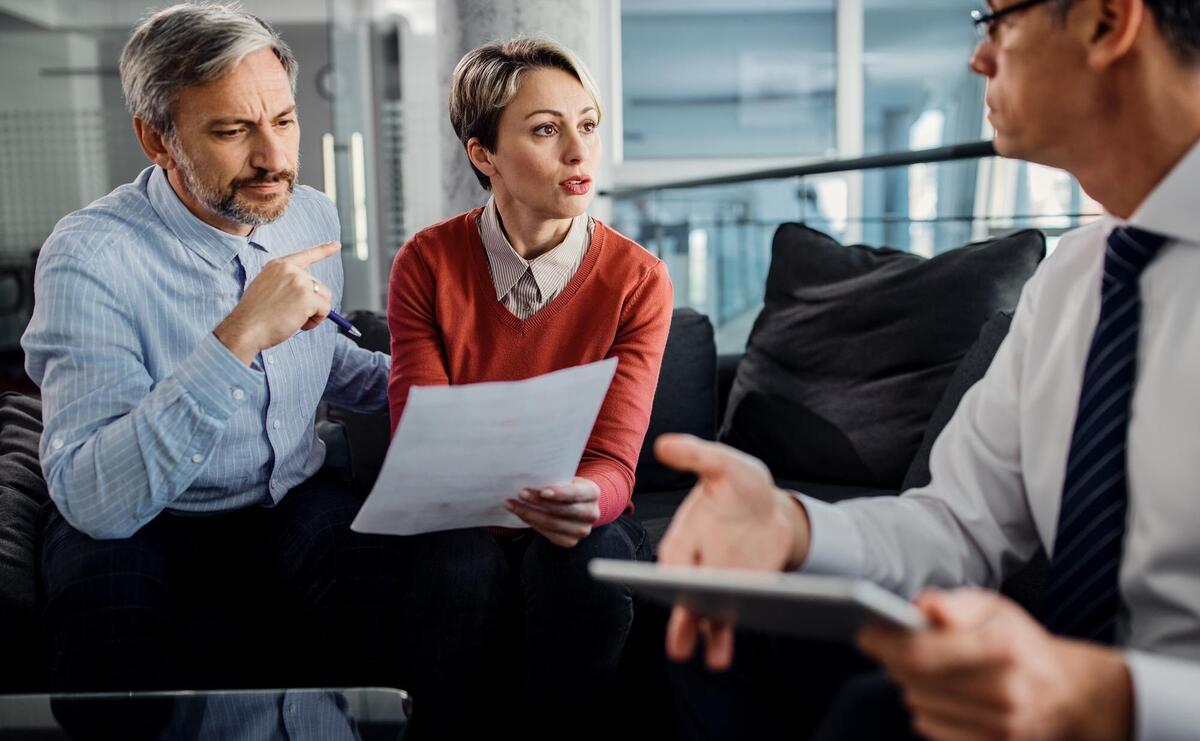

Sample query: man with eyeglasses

[658,0,1200,738]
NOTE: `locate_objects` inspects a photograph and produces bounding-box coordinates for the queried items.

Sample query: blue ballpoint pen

[327,310,362,339]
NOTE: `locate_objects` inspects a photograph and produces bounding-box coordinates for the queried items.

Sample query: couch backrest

[634,308,717,494]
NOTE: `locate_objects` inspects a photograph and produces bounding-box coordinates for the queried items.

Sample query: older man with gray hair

[21,3,399,692]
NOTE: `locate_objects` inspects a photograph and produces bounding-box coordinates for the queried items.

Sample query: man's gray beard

[171,144,295,227]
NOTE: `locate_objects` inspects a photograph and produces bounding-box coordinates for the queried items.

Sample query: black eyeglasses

[971,0,1057,40]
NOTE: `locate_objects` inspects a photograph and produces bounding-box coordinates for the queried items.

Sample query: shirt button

[231,387,245,400]
[51,437,64,451]
[266,356,275,365]
[191,453,204,463]
[272,420,281,429]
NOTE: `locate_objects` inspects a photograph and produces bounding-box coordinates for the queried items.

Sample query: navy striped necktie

[1045,225,1168,644]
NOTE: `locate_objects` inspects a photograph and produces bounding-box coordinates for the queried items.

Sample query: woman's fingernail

[518,490,533,501]
[504,500,515,510]
[541,488,555,498]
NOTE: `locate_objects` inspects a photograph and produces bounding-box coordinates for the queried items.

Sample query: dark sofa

[330,304,1042,582]
[0,222,1048,696]
[0,389,317,693]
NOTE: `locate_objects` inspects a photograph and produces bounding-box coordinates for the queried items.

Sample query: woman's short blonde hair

[449,36,601,190]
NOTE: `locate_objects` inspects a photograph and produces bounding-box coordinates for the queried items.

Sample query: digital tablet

[589,559,926,641]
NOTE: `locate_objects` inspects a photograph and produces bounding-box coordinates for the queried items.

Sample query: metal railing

[602,140,997,197]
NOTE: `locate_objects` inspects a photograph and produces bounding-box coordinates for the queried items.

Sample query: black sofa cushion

[0,392,49,690]
[720,224,1044,488]
[635,308,717,493]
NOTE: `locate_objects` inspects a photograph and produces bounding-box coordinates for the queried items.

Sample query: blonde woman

[387,37,672,738]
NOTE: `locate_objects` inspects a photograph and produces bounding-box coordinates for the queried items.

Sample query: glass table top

[0,687,409,740]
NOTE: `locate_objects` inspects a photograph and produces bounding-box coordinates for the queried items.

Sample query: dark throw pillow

[901,311,1014,491]
[720,224,1044,488]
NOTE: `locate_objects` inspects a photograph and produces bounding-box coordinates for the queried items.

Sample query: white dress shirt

[476,196,591,320]
[801,140,1200,740]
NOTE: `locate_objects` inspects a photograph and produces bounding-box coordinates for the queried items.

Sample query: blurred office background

[0,0,1100,387]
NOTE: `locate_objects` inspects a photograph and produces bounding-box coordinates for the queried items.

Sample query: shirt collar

[478,196,589,300]
[247,219,283,254]
[1125,137,1200,246]
[146,166,251,267]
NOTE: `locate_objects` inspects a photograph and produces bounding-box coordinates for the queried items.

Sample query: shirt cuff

[1125,649,1200,741]
[792,493,866,577]
[173,333,262,420]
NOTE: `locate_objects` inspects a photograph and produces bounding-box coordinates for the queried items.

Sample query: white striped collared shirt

[477,196,592,320]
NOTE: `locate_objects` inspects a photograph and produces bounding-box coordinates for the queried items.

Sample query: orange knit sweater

[387,209,673,525]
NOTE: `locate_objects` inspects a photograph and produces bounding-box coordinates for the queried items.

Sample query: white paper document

[350,358,618,536]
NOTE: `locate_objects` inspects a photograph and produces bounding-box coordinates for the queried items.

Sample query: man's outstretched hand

[654,433,812,670]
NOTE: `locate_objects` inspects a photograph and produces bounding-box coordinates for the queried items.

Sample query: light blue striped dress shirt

[164,690,363,740]
[22,165,390,539]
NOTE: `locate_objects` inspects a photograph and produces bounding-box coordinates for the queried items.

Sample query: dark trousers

[40,473,407,693]
[669,631,917,740]
[398,516,651,740]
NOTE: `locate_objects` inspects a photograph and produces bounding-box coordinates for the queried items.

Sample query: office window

[621,0,837,159]
[860,0,984,252]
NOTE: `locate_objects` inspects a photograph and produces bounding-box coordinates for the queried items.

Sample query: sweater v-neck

[463,207,606,336]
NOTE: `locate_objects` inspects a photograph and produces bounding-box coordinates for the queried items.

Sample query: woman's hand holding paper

[505,477,601,548]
